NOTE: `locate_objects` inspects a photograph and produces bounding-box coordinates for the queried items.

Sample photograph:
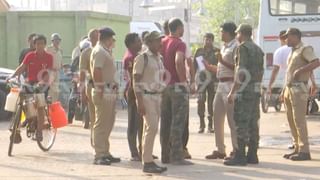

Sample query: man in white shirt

[267,30,291,94]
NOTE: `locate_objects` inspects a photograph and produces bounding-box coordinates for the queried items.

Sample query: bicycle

[8,80,57,156]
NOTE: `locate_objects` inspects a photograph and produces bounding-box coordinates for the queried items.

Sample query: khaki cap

[235,23,252,34]
[144,31,164,42]
[282,28,302,38]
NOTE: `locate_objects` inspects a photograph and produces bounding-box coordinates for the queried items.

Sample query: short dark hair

[125,33,139,48]
[33,34,47,44]
[99,27,115,41]
[220,22,237,37]
[168,18,184,33]
[163,19,170,35]
[28,33,37,41]
[279,30,287,40]
[204,33,214,40]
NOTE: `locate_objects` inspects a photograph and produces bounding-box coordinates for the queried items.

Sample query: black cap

[99,27,115,37]
[220,22,237,34]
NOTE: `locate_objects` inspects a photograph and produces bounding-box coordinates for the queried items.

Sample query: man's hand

[81,90,88,104]
[136,100,146,116]
[190,83,196,95]
[5,76,13,83]
[227,92,235,104]
[203,60,217,73]
[267,86,272,96]
[279,90,285,103]
[310,83,318,97]
[215,52,223,62]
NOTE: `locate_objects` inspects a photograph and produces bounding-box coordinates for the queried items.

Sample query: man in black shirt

[18,33,37,65]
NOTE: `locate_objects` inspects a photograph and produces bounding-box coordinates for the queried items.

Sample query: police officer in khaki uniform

[79,29,99,138]
[47,33,63,102]
[133,31,167,173]
[90,27,120,165]
[225,24,264,166]
[281,28,320,161]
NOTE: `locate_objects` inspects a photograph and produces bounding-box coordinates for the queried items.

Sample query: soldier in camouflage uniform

[224,24,264,166]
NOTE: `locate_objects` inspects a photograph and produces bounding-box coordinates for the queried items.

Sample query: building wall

[0,11,130,69]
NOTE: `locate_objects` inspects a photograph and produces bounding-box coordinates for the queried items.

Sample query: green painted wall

[0,11,130,69]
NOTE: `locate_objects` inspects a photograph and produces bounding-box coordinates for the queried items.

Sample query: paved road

[0,99,319,180]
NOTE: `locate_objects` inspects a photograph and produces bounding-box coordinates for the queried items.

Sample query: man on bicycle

[7,34,53,142]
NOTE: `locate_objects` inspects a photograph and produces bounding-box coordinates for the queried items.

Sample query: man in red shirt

[160,18,193,165]
[122,33,144,161]
[8,34,53,142]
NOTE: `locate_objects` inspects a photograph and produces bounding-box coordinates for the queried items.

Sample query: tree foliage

[199,0,260,43]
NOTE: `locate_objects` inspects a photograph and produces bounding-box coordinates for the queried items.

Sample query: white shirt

[273,45,291,72]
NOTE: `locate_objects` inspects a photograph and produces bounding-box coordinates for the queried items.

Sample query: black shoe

[10,131,22,144]
[290,152,311,161]
[143,162,167,174]
[93,157,111,165]
[224,151,235,160]
[224,157,247,166]
[283,151,298,159]
[247,153,259,164]
[198,128,204,134]
[171,159,194,165]
[105,155,121,163]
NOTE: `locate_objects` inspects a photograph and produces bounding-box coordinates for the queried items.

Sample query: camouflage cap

[144,31,164,42]
[235,23,253,34]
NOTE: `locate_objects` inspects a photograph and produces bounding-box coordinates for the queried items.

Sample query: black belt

[144,90,160,95]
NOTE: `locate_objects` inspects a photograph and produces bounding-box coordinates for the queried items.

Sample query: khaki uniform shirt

[90,43,116,86]
[46,46,63,70]
[286,43,318,85]
[80,47,93,79]
[218,39,237,79]
[133,49,165,93]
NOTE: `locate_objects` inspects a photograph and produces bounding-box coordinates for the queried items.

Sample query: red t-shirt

[122,49,137,88]
[161,36,186,85]
[22,51,53,83]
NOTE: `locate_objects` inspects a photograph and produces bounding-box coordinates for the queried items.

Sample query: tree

[198,0,260,44]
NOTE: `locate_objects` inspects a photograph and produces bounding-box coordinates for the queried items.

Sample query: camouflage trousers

[234,92,260,149]
[197,81,215,129]
[160,85,189,162]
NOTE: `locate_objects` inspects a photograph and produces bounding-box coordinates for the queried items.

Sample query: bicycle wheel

[8,105,22,157]
[37,109,56,152]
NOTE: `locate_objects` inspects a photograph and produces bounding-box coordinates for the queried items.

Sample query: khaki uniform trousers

[86,82,95,145]
[92,89,117,159]
[284,85,310,153]
[213,81,238,153]
[142,94,161,163]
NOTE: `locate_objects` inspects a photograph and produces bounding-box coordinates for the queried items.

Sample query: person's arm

[203,60,217,73]
[8,63,27,81]
[294,47,320,80]
[92,53,106,98]
[268,65,280,94]
[217,52,235,70]
[175,51,187,83]
[132,55,145,115]
[79,50,89,103]
[293,60,320,79]
[227,45,249,103]
[186,56,196,94]
[310,71,317,96]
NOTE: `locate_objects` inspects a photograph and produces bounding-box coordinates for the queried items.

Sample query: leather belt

[144,90,160,95]
[218,77,234,82]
